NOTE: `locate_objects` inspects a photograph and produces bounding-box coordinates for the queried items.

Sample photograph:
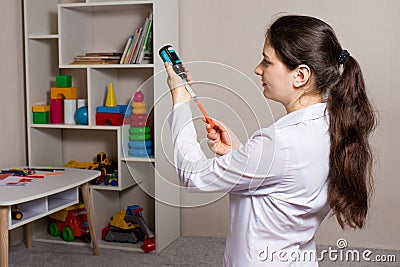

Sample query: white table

[0,168,101,267]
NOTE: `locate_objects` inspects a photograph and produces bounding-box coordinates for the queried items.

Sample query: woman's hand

[204,118,241,156]
[164,62,192,104]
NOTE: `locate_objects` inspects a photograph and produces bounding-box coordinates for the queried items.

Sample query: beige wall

[0,0,27,244]
[178,0,400,250]
[3,0,399,250]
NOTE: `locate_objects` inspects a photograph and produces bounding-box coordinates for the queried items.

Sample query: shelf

[33,232,91,247]
[121,156,155,163]
[31,124,121,130]
[98,239,148,252]
[59,64,154,69]
[59,1,153,11]
[28,34,59,39]
[25,0,180,253]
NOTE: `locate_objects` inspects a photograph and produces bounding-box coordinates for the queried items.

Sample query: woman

[165,15,376,266]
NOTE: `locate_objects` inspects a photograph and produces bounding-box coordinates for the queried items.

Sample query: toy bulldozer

[102,205,155,252]
[124,205,155,252]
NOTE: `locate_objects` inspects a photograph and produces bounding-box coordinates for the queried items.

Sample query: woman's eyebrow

[262,52,270,59]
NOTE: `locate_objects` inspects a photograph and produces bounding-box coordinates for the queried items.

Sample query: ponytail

[327,56,377,229]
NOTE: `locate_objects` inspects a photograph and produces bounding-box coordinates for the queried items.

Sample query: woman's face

[254,40,295,106]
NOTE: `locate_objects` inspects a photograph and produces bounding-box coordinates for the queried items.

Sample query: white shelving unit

[23,0,180,252]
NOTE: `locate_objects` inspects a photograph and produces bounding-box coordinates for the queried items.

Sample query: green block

[33,111,49,124]
[56,75,72,88]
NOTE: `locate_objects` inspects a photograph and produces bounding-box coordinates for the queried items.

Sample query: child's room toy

[102,205,155,252]
[11,206,23,220]
[50,99,63,123]
[64,152,117,186]
[102,209,142,244]
[48,75,79,124]
[128,91,153,157]
[96,82,127,126]
[56,75,72,88]
[75,106,88,125]
[64,99,77,125]
[105,81,117,107]
[32,105,50,124]
[48,203,89,242]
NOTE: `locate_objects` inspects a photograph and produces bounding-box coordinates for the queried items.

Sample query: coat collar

[273,103,328,129]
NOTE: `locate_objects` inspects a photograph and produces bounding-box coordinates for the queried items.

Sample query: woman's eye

[263,59,270,65]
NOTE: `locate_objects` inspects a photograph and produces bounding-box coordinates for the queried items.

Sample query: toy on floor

[102,205,155,252]
[48,203,89,242]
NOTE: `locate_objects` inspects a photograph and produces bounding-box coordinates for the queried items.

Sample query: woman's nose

[254,63,262,75]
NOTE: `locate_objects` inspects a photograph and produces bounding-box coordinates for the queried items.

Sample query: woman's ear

[293,64,311,88]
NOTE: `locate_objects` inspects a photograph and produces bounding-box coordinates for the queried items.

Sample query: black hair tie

[338,50,350,65]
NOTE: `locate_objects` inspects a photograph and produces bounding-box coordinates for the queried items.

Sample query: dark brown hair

[266,15,377,229]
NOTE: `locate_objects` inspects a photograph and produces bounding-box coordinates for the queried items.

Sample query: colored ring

[128,140,153,149]
[130,120,148,127]
[128,148,153,156]
[132,102,146,108]
[129,133,151,141]
[129,127,150,134]
[133,108,147,114]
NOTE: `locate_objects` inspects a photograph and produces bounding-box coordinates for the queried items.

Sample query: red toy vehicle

[48,203,89,242]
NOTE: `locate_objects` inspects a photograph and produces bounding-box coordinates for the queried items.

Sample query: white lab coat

[170,102,331,266]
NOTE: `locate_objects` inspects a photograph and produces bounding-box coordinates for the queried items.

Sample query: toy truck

[102,205,155,252]
[48,203,89,242]
[64,152,117,185]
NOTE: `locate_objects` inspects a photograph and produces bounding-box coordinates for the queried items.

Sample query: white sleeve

[170,103,283,195]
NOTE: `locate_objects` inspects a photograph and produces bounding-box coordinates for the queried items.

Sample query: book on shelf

[120,12,153,64]
[70,52,122,65]
[120,35,134,64]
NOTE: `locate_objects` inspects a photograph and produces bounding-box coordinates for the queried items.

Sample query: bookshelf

[23,0,180,252]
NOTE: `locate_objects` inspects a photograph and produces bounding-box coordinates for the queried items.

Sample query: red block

[96,112,123,126]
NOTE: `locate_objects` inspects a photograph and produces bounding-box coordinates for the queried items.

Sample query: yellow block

[32,105,50,112]
[51,87,77,100]
[132,102,146,108]
[133,108,147,114]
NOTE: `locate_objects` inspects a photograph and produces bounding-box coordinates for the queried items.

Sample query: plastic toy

[65,152,117,186]
[32,105,50,124]
[75,106,88,125]
[133,90,144,102]
[95,82,127,126]
[128,140,153,149]
[56,75,72,88]
[102,205,155,252]
[64,99,76,125]
[50,87,77,100]
[11,206,23,220]
[105,81,117,107]
[65,152,115,173]
[96,112,124,126]
[102,209,142,244]
[128,91,153,157]
[103,170,118,186]
[125,205,155,252]
[50,99,63,123]
[48,203,89,242]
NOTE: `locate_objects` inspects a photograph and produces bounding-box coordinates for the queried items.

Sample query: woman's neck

[285,94,322,113]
